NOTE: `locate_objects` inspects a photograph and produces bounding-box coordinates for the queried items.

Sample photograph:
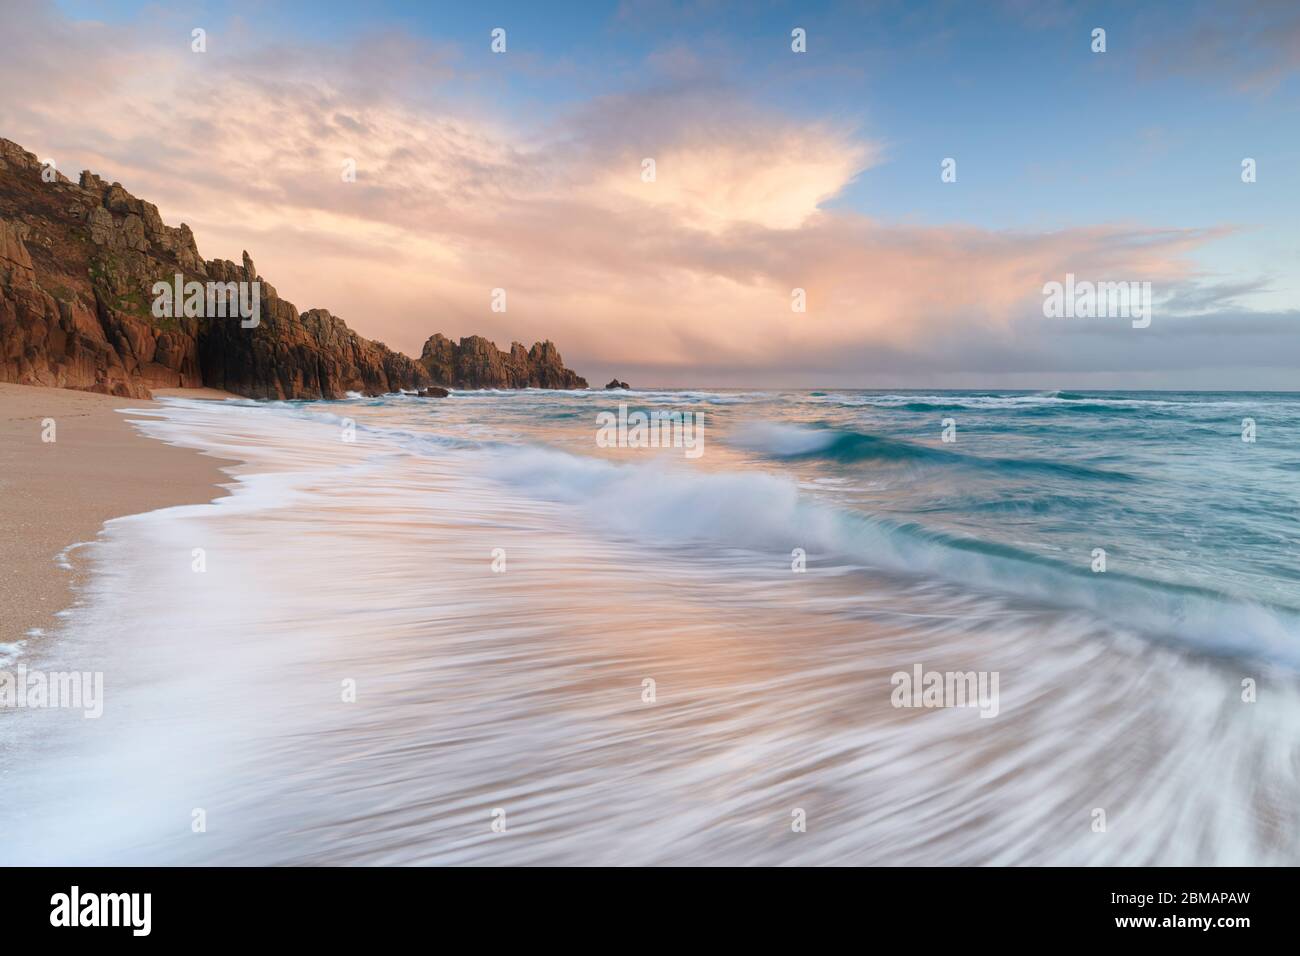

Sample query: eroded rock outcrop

[419,333,587,390]
[196,253,433,400]
[0,137,587,399]
[0,140,203,397]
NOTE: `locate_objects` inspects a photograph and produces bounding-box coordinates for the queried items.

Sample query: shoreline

[0,383,1295,865]
[0,383,240,645]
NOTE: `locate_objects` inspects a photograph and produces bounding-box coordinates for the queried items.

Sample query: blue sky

[55,0,1299,300]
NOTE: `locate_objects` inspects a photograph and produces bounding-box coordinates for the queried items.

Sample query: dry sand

[0,382,238,643]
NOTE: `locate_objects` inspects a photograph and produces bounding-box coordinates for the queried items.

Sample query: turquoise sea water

[445,387,1300,655]
[338,386,1300,664]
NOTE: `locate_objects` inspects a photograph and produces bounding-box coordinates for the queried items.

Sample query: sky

[1,0,1298,387]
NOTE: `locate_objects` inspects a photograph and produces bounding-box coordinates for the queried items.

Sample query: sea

[2,388,1298,865]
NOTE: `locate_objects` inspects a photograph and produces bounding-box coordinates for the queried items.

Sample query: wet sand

[0,383,237,643]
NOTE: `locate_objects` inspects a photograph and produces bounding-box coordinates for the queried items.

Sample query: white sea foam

[3,394,1298,866]
[480,438,1300,666]
[729,421,839,456]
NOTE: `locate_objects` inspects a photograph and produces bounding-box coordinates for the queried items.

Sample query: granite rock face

[0,139,202,397]
[0,137,586,399]
[196,253,433,400]
[418,333,587,390]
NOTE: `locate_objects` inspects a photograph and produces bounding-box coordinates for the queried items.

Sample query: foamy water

[1,389,1298,864]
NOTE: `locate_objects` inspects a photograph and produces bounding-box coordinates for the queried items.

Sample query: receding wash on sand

[2,384,1298,865]
[0,383,233,645]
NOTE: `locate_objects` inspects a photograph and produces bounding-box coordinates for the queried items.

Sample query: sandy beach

[0,383,235,643]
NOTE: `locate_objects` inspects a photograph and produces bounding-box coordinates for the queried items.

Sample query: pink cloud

[0,1,1258,386]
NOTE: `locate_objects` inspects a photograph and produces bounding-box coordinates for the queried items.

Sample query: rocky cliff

[419,333,586,390]
[0,137,586,399]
